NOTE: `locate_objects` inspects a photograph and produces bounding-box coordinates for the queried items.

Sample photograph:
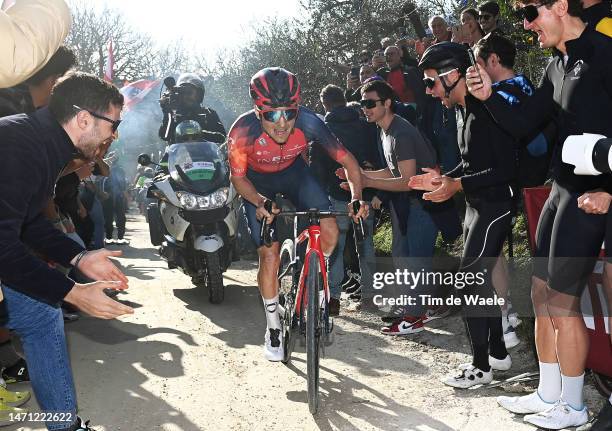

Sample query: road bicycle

[261,201,364,414]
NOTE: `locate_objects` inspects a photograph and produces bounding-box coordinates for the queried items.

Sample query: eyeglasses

[423,77,437,89]
[258,108,299,123]
[515,1,554,23]
[73,105,122,132]
[359,99,384,109]
[479,13,494,21]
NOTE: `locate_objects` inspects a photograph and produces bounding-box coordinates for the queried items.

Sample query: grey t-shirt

[380,115,436,178]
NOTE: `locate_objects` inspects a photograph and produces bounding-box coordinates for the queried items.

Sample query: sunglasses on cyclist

[259,108,299,123]
[359,99,384,109]
[73,105,122,132]
[515,1,554,23]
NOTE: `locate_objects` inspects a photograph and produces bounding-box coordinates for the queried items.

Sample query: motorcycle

[138,139,239,304]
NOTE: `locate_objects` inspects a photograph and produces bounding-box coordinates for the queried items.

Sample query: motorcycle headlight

[177,192,198,210]
[210,188,229,208]
[177,188,229,210]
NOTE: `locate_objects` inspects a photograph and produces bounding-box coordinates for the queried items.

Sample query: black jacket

[159,106,226,144]
[310,106,380,201]
[483,28,612,193]
[446,95,517,201]
[0,108,84,305]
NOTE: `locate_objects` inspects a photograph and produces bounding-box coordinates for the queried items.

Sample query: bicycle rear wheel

[306,252,321,414]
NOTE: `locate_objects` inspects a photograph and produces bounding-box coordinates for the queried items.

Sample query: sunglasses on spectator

[359,99,384,109]
[258,108,299,122]
[515,1,554,23]
[73,105,121,132]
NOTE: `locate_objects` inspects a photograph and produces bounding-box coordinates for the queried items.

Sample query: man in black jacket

[311,85,381,314]
[158,72,226,144]
[0,72,133,431]
[468,0,612,427]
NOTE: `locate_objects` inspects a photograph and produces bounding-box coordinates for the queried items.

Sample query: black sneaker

[348,289,362,301]
[329,298,340,316]
[2,358,29,384]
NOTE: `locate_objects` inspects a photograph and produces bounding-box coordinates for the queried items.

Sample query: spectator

[357,80,439,334]
[414,41,516,389]
[312,84,380,314]
[467,0,612,426]
[357,49,371,65]
[429,15,453,43]
[0,0,72,88]
[102,153,129,245]
[456,8,486,46]
[377,46,426,111]
[345,64,379,103]
[0,71,133,431]
[478,1,503,35]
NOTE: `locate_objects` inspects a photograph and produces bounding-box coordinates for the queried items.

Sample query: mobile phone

[467,47,483,84]
[350,66,360,78]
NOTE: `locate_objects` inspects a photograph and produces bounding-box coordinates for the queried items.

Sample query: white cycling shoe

[263,327,284,362]
[524,400,588,429]
[497,391,555,414]
[459,355,512,372]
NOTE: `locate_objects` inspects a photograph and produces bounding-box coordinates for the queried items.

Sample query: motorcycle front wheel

[204,251,224,304]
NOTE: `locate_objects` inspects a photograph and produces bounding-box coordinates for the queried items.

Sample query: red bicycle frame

[294,224,329,316]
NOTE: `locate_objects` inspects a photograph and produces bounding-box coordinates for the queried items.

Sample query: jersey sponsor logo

[258,137,267,146]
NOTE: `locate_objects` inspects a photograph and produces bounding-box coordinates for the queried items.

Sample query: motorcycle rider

[158,72,226,144]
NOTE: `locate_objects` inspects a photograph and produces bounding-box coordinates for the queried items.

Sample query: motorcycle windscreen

[167,141,228,194]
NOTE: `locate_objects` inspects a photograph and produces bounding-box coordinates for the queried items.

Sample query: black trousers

[102,195,126,239]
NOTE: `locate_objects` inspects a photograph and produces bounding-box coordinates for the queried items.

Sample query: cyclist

[227,67,368,361]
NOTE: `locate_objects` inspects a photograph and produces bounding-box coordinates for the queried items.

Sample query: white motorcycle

[138,140,239,304]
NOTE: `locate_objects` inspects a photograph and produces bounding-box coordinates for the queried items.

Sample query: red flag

[120,79,160,111]
[103,40,114,83]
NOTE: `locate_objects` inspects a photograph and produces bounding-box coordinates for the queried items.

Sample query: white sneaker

[503,325,521,349]
[263,328,284,362]
[497,391,556,414]
[104,238,116,245]
[442,365,492,389]
[115,238,130,245]
[459,355,512,372]
[524,400,588,429]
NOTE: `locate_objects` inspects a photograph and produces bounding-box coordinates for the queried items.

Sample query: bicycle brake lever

[260,199,274,247]
[352,200,365,242]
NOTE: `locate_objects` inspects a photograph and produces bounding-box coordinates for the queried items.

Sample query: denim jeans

[389,197,438,316]
[1,284,77,431]
[328,197,376,299]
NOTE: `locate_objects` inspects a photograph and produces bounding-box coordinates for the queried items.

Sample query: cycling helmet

[418,42,471,75]
[249,67,301,109]
[176,73,205,104]
[175,120,202,142]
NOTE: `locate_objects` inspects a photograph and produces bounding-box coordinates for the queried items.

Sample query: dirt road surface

[9,214,606,431]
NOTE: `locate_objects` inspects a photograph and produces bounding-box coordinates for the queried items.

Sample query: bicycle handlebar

[259,201,366,246]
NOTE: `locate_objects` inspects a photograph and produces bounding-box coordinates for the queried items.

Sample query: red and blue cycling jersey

[227,107,348,177]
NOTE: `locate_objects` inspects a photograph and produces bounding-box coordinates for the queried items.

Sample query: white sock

[560,373,585,410]
[263,295,281,330]
[537,361,562,403]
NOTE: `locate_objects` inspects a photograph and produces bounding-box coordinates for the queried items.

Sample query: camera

[562,134,612,175]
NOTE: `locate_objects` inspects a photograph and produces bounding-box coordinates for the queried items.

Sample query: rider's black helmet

[418,42,471,75]
[177,73,205,105]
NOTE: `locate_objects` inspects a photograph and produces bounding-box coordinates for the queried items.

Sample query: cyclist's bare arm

[230,175,278,223]
[362,159,416,192]
[337,152,368,220]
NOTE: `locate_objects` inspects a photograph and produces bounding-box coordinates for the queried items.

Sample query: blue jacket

[0,108,84,305]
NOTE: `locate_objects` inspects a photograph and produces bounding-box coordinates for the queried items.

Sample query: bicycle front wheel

[305,251,321,414]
